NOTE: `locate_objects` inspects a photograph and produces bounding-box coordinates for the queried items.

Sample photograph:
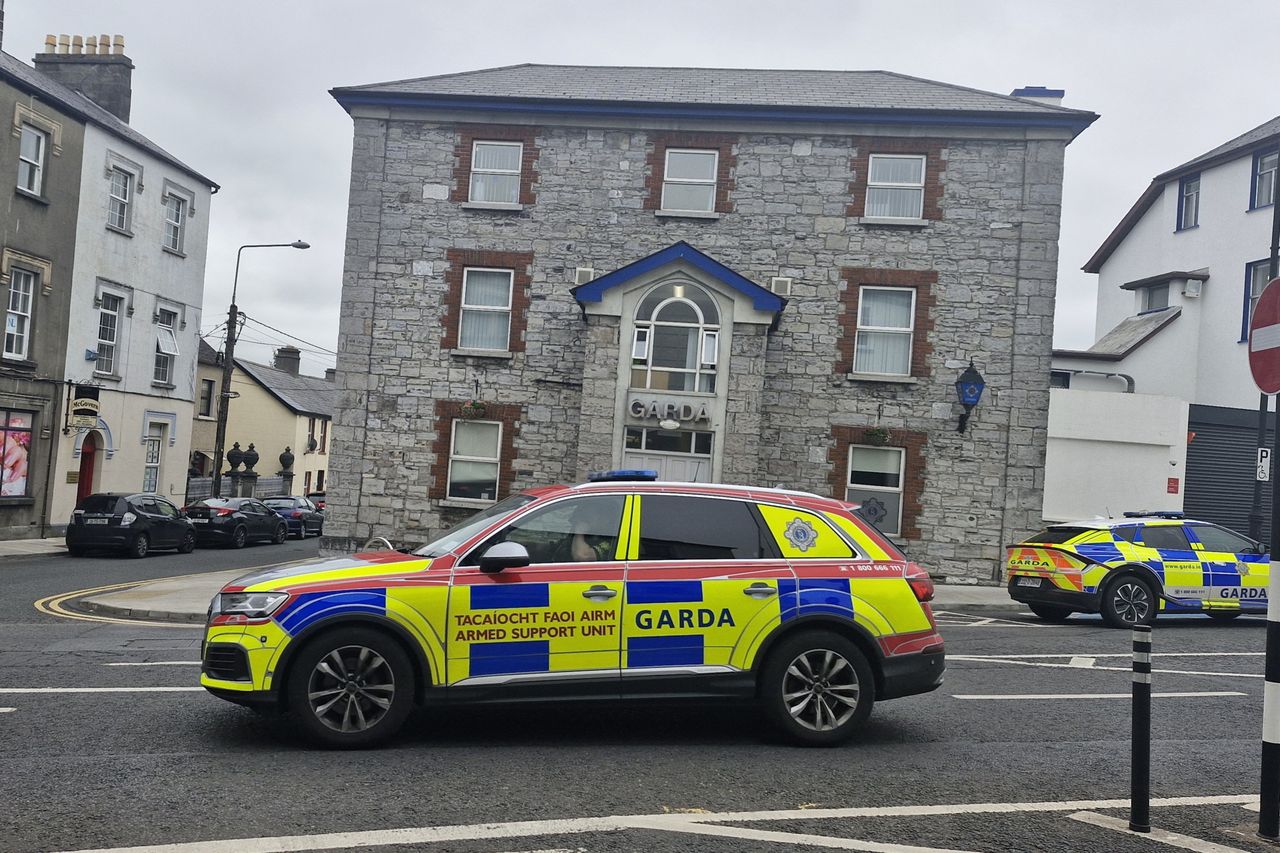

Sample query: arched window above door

[630,281,720,393]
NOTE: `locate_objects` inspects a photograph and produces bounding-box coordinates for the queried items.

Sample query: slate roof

[198,338,221,367]
[1054,307,1181,362]
[332,63,1096,126]
[235,358,337,418]
[1084,115,1280,273]
[0,51,217,189]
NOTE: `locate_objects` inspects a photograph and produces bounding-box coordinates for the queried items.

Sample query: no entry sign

[1250,277,1280,394]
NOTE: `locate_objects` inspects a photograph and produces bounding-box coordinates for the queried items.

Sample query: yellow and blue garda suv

[201,475,945,748]
[1007,511,1269,628]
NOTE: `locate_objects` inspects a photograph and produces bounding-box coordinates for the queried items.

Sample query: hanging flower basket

[863,427,891,447]
[460,399,487,419]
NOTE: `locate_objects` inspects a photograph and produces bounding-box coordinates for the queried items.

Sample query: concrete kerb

[63,569,1022,625]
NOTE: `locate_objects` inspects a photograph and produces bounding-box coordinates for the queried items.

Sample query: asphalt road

[1,555,1275,852]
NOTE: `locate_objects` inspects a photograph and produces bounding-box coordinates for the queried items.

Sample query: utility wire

[241,314,337,355]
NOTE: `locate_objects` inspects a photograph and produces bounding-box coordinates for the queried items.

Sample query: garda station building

[325,66,1096,581]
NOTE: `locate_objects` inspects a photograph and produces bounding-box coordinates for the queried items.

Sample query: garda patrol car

[201,473,945,748]
[1007,511,1269,627]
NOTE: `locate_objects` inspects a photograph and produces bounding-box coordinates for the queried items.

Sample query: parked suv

[67,492,196,558]
[201,472,945,748]
[183,497,288,548]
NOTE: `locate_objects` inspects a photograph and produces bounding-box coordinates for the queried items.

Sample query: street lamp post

[211,240,309,497]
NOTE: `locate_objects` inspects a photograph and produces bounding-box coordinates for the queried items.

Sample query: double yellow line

[33,557,317,627]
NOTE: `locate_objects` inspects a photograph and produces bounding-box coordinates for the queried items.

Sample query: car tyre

[1028,602,1074,622]
[759,630,873,747]
[230,525,247,549]
[272,524,288,545]
[1100,574,1157,628]
[285,627,415,749]
[129,533,149,559]
[1206,610,1242,621]
[178,530,196,554]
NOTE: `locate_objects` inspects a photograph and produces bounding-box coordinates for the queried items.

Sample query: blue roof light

[587,469,659,483]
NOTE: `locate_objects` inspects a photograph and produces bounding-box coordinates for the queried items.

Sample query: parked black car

[183,497,288,548]
[67,492,196,558]
[262,495,325,538]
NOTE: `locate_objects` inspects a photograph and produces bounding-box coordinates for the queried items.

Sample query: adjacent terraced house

[325,65,1096,581]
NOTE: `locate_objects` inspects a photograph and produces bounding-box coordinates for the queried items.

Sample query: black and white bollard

[1130,625,1152,833]
[1260,553,1280,839]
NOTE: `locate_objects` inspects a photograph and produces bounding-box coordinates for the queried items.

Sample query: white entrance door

[622,451,712,483]
[622,427,714,483]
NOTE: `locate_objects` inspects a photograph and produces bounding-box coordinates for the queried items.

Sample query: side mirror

[480,541,531,574]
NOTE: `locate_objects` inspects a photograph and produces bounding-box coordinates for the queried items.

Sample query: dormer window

[1141,283,1169,312]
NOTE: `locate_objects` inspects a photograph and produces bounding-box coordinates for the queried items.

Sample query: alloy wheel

[781,648,860,732]
[1112,581,1150,625]
[306,645,397,733]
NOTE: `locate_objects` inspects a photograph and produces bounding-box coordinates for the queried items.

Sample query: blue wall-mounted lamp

[955,360,986,433]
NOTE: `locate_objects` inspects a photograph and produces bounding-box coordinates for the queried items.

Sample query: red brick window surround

[835,267,936,378]
[441,249,533,353]
[644,132,737,214]
[846,137,946,220]
[430,399,522,502]
[828,425,927,540]
[450,126,540,206]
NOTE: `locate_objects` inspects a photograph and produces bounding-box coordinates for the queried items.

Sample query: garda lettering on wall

[628,397,712,424]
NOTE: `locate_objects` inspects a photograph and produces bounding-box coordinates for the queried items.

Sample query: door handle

[743,583,777,598]
[582,586,618,600]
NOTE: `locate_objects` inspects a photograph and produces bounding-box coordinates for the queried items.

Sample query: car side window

[1189,525,1256,554]
[134,498,157,515]
[154,500,179,519]
[636,495,764,561]
[1139,525,1192,551]
[1113,526,1139,543]
[465,494,626,565]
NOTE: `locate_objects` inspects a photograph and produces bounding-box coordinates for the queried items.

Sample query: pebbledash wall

[324,71,1095,581]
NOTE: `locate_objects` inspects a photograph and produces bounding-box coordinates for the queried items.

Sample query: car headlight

[210,592,289,619]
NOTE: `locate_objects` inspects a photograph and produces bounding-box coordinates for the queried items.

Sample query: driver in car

[568,501,618,562]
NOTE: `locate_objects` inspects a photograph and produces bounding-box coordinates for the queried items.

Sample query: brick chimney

[33,34,134,123]
[324,368,336,383]
[273,346,301,376]
[1009,86,1065,107]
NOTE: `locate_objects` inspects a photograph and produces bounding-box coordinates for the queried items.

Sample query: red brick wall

[441,249,534,352]
[828,425,927,540]
[835,267,937,377]
[430,399,523,501]
[846,137,946,220]
[644,131,738,213]
[450,125,541,205]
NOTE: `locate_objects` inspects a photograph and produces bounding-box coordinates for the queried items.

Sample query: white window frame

[198,378,215,417]
[1141,284,1170,312]
[447,418,502,503]
[866,154,926,220]
[661,148,718,213]
[162,193,186,252]
[459,267,514,351]
[96,292,124,375]
[468,140,523,205]
[17,124,46,195]
[847,444,905,537]
[853,286,916,377]
[631,286,721,393]
[154,308,179,384]
[319,418,328,453]
[1256,150,1278,210]
[4,267,35,360]
[142,423,165,493]
[1178,176,1199,230]
[1250,260,1273,321]
[107,167,133,231]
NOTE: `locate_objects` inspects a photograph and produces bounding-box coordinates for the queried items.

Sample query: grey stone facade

[325,68,1093,581]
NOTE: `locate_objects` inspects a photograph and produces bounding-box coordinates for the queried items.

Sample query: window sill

[858,216,929,228]
[0,356,36,370]
[1174,224,1198,233]
[656,209,722,220]
[1249,202,1275,213]
[93,371,122,383]
[0,496,35,507]
[106,224,134,239]
[449,347,513,360]
[151,381,177,390]
[162,246,187,258]
[195,414,215,421]
[846,372,919,385]
[439,497,497,510]
[461,201,524,212]
[14,187,49,206]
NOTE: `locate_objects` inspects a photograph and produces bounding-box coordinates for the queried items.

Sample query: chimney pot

[112,35,124,55]
[273,346,302,376]
[44,35,56,53]
[57,34,70,54]
[33,34,135,123]
[85,35,97,54]
[99,33,110,55]
[71,35,83,55]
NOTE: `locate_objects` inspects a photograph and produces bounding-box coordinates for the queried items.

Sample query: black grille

[202,644,250,682]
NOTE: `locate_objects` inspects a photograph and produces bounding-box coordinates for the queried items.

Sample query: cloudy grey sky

[10,1,1279,375]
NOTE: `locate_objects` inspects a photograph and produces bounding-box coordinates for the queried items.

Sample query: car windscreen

[413,494,538,557]
[1020,527,1093,545]
[79,495,123,514]
[191,498,235,508]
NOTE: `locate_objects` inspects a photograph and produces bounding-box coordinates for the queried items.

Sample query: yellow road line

[33,557,316,627]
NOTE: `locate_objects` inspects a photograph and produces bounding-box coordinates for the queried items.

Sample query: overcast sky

[11,1,1280,374]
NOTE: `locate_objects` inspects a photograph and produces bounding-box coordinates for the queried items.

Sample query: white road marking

[1242,801,1260,812]
[1069,810,1249,852]
[951,653,1265,659]
[931,611,1053,628]
[55,794,1258,853]
[0,687,204,694]
[103,661,200,667]
[949,655,1264,679]
[628,818,977,852]
[1068,656,1096,667]
[952,691,1246,701]
[0,707,14,713]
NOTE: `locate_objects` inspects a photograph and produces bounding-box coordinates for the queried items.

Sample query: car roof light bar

[586,469,659,482]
